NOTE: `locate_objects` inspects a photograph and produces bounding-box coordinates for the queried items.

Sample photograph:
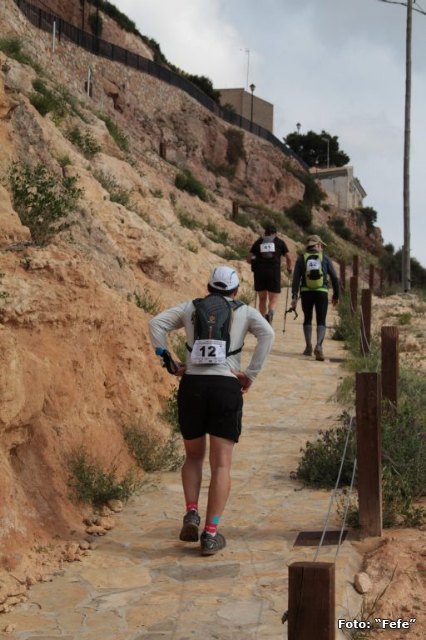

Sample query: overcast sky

[119,0,426,267]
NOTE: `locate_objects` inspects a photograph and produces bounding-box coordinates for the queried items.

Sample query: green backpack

[304,251,325,289]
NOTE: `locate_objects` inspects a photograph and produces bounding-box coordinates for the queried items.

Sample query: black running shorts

[177,375,243,442]
[253,266,281,293]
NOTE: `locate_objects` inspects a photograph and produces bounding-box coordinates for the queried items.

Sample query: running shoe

[303,345,313,356]
[200,531,226,556]
[314,346,325,361]
[179,510,200,542]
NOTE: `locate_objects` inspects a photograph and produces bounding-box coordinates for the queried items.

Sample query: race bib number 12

[190,339,227,364]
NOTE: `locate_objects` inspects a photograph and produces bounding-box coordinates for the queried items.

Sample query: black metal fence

[13,0,307,169]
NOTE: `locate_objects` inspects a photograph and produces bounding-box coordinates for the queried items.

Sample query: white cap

[208,266,240,292]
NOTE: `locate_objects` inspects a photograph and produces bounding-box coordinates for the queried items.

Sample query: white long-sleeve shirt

[149,298,274,381]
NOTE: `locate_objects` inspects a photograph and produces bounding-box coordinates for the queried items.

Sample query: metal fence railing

[13,0,307,169]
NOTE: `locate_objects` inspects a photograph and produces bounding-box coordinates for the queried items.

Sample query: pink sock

[186,502,198,512]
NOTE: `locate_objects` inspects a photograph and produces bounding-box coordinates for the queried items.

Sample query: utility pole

[377,0,426,291]
[402,0,412,291]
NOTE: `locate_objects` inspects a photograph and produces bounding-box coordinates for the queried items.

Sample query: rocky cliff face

[0,0,381,591]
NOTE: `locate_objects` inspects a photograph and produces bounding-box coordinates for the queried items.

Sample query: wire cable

[334,455,358,561]
[313,413,355,562]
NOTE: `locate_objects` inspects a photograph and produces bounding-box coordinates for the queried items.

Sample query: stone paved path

[2,307,363,639]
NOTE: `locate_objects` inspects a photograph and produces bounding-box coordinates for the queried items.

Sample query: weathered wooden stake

[353,254,359,278]
[159,141,167,159]
[369,264,375,291]
[360,289,372,355]
[381,326,399,407]
[232,200,239,219]
[288,562,335,640]
[350,276,358,315]
[339,261,346,293]
[356,372,382,537]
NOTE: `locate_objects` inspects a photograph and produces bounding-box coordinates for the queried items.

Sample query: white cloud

[118,0,426,267]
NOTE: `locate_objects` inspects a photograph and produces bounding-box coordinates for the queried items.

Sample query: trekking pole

[283,306,298,333]
[282,285,290,332]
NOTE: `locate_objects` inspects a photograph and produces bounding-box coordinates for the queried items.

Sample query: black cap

[263,223,277,235]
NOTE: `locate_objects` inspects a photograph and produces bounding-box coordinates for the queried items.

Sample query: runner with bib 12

[149,266,274,556]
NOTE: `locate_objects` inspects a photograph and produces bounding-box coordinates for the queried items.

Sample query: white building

[311,166,367,211]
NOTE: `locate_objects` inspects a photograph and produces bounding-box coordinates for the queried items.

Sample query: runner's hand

[231,370,253,394]
[290,299,297,310]
[175,363,187,376]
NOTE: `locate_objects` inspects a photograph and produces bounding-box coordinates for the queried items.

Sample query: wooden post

[349,276,358,316]
[381,326,399,407]
[360,289,372,355]
[288,562,335,640]
[232,200,239,219]
[159,141,167,159]
[369,264,375,291]
[356,372,382,537]
[353,254,359,278]
[339,261,346,293]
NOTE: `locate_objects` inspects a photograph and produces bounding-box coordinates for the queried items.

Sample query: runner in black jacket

[247,223,292,325]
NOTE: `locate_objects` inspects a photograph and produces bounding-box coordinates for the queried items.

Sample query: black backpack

[186,294,244,364]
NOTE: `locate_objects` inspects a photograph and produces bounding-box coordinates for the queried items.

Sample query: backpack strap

[228,300,245,355]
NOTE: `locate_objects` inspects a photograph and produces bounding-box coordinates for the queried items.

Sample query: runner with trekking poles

[290,234,339,361]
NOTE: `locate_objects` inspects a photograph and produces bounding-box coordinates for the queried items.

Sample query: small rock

[88,542,98,550]
[79,540,90,551]
[94,517,115,530]
[416,561,426,572]
[26,576,36,587]
[354,572,372,594]
[99,505,113,517]
[85,525,107,536]
[83,516,95,526]
[3,623,16,633]
[107,499,123,512]
[65,543,80,555]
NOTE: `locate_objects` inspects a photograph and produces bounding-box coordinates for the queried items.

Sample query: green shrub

[98,114,129,152]
[177,210,201,230]
[175,170,208,201]
[225,129,246,164]
[205,222,229,245]
[66,126,101,159]
[124,422,183,472]
[382,369,426,501]
[290,414,356,488]
[94,170,130,206]
[218,244,248,261]
[286,202,312,229]
[330,216,352,241]
[68,449,140,506]
[133,288,161,314]
[396,312,412,325]
[30,79,68,119]
[160,386,180,432]
[9,162,82,245]
[0,36,41,72]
